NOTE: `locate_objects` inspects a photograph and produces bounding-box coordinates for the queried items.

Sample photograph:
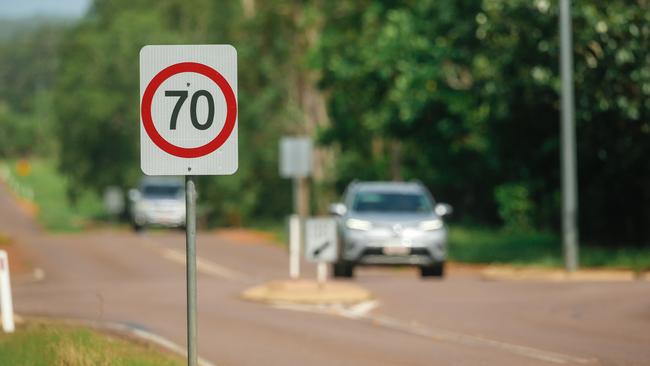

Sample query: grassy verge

[0,159,104,231]
[247,218,287,245]
[0,321,183,366]
[449,226,650,271]
[247,219,650,271]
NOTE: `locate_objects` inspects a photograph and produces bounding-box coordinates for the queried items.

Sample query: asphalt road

[2,185,649,366]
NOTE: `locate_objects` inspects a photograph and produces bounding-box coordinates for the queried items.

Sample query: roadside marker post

[279,137,313,279]
[289,215,301,279]
[0,250,15,333]
[305,218,338,285]
[140,45,238,366]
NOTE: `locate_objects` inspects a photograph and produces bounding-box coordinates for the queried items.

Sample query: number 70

[164,89,215,130]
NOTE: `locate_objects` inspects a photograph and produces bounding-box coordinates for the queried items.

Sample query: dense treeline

[0,21,64,157]
[1,0,648,246]
[315,1,650,245]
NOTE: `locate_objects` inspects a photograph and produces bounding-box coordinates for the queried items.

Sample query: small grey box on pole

[559,0,579,272]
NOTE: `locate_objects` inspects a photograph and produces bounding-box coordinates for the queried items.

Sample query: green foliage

[0,322,182,365]
[4,0,644,247]
[54,0,294,224]
[0,25,63,157]
[494,182,534,231]
[449,225,650,271]
[315,0,649,245]
[1,159,104,231]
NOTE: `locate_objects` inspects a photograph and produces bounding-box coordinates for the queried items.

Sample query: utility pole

[559,0,579,272]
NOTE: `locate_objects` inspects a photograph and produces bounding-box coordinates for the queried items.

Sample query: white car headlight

[135,201,151,211]
[419,219,443,231]
[346,218,373,231]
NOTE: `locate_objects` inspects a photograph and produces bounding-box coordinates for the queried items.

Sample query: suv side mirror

[128,188,141,202]
[329,203,347,216]
[435,203,453,217]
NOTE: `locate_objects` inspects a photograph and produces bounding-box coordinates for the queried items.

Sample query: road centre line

[369,314,595,364]
[137,235,249,282]
[161,248,248,282]
[137,234,594,364]
[272,302,595,365]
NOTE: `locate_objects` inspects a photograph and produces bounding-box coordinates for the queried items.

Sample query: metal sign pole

[559,0,579,272]
[185,176,198,366]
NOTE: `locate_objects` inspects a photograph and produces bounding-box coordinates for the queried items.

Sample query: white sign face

[305,217,338,263]
[279,137,312,178]
[140,45,238,175]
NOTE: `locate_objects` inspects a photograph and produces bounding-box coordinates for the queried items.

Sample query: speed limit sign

[140,45,238,175]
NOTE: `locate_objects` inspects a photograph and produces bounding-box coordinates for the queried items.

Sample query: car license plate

[383,246,409,255]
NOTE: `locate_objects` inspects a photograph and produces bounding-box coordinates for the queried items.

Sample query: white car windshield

[142,185,183,199]
[352,191,433,213]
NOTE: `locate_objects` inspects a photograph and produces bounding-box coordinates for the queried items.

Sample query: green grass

[247,219,650,271]
[247,218,287,245]
[449,226,650,271]
[0,159,104,231]
[0,322,183,366]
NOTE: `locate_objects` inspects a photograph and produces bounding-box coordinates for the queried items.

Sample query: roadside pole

[296,176,310,219]
[0,250,14,333]
[185,177,197,366]
[317,262,327,286]
[559,0,579,272]
[280,137,313,279]
[289,177,309,279]
[289,214,301,279]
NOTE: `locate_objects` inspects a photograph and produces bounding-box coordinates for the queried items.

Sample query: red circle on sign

[141,62,237,158]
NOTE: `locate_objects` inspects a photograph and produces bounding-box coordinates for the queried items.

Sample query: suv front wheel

[333,261,354,278]
[420,261,444,278]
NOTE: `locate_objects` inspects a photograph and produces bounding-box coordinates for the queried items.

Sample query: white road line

[271,301,595,365]
[341,300,379,318]
[128,326,216,366]
[369,314,594,364]
[24,316,216,366]
[137,235,248,282]
[161,248,248,282]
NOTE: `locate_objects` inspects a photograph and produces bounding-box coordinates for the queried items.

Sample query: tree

[314,0,649,245]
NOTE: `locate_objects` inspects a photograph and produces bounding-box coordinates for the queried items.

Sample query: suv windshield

[142,185,183,199]
[352,191,432,213]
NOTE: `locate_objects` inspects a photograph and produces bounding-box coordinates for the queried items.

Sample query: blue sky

[0,0,91,19]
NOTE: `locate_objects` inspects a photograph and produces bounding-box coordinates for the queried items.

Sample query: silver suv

[330,181,452,278]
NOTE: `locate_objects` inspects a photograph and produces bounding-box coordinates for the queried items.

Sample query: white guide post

[0,250,15,333]
[289,214,301,279]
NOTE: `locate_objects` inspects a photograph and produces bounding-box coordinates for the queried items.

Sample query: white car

[129,177,185,231]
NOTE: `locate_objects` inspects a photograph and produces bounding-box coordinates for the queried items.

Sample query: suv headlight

[419,219,443,231]
[346,218,372,231]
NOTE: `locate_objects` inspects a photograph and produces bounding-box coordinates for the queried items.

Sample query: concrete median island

[241,279,373,305]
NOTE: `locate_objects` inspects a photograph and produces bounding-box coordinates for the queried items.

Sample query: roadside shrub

[494,182,534,232]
